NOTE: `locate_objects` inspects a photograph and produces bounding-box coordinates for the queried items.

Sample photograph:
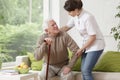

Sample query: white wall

[82,0,119,35]
[82,0,119,51]
[83,0,120,51]
[59,0,119,51]
[43,0,60,26]
[50,0,60,26]
[46,0,120,51]
[43,0,50,21]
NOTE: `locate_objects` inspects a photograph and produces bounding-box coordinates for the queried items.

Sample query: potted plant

[111,4,120,51]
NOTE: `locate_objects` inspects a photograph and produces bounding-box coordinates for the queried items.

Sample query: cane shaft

[46,45,51,80]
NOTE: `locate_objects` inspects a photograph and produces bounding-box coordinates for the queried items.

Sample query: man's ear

[45,29,48,32]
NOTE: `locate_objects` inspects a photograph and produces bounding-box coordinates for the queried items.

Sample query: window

[0,0,43,62]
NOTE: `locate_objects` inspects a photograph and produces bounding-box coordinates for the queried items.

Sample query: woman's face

[68,10,77,17]
[68,9,81,17]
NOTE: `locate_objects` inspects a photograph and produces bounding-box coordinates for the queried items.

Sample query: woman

[62,0,105,80]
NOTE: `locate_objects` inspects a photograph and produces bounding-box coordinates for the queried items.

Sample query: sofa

[15,51,120,80]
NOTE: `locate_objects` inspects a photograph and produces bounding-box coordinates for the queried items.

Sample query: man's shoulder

[59,31,69,36]
[39,33,48,38]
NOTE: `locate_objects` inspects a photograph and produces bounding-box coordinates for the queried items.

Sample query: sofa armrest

[15,56,30,67]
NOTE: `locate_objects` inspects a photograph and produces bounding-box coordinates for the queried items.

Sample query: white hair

[42,18,54,32]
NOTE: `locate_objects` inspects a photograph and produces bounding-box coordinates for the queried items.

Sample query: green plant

[0,53,13,62]
[111,4,120,51]
[0,60,2,69]
[0,25,14,62]
[0,23,42,62]
[0,0,43,25]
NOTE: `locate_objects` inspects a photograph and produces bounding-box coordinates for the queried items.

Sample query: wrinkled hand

[75,49,83,57]
[44,38,53,45]
[63,66,71,75]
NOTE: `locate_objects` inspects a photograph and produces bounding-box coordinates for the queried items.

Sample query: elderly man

[34,18,80,80]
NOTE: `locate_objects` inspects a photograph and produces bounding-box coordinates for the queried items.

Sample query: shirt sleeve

[64,33,79,68]
[86,16,97,35]
[34,34,48,61]
[66,17,75,28]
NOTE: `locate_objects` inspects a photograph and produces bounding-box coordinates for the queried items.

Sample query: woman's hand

[75,49,83,57]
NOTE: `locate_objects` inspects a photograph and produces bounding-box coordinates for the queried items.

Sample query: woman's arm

[76,35,96,56]
[60,26,72,32]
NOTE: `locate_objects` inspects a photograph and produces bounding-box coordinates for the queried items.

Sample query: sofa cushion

[31,61,42,70]
[94,51,120,72]
[27,52,43,70]
[27,50,81,71]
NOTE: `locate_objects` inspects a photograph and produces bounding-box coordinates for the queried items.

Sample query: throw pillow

[31,61,42,71]
[94,51,120,72]
[27,50,81,71]
[27,52,43,71]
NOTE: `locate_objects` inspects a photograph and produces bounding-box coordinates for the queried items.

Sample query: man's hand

[44,38,53,45]
[63,66,71,75]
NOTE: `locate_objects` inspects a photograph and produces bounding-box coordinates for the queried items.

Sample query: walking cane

[46,44,51,80]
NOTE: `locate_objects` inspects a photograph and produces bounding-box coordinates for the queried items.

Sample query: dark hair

[64,0,83,11]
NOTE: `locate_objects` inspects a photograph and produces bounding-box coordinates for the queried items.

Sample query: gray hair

[42,18,54,32]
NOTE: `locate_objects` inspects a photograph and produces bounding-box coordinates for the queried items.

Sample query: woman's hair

[64,0,83,11]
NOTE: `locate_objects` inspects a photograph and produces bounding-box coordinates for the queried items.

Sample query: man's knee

[60,72,74,80]
[38,71,46,80]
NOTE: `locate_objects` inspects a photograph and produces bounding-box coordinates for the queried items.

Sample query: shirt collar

[76,9,85,19]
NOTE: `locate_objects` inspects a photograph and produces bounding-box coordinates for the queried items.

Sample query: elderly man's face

[47,20,60,35]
